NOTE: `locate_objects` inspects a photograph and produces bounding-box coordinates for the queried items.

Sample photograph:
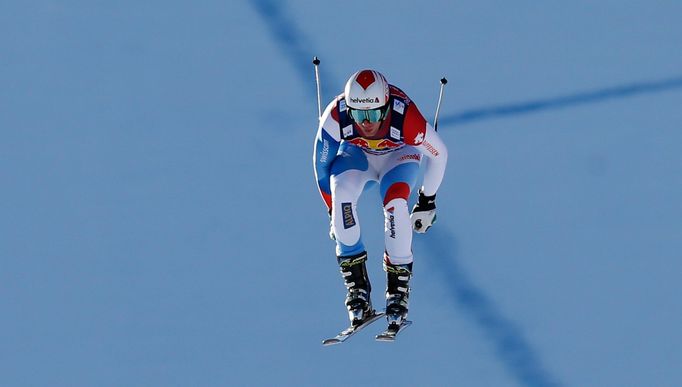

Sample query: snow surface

[1,1,681,386]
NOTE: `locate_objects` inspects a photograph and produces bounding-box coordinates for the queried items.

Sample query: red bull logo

[348,137,402,151]
[375,139,402,149]
[348,138,370,148]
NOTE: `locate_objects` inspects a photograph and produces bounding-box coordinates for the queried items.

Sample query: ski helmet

[344,69,390,110]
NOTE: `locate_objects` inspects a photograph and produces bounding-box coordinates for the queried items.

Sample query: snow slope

[1,1,681,386]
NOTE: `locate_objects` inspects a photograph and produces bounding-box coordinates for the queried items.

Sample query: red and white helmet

[344,69,390,110]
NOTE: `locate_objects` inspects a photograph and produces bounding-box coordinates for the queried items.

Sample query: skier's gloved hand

[328,208,336,240]
[410,190,437,233]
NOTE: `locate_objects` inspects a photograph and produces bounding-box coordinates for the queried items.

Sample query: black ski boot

[337,251,373,326]
[384,260,412,327]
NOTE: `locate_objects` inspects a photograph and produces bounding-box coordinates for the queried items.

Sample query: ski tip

[322,339,341,346]
[375,335,397,342]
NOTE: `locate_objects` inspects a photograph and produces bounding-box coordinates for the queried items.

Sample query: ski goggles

[348,105,388,123]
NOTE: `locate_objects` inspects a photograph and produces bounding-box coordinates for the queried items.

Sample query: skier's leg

[337,251,374,325]
[330,144,378,324]
[330,170,367,257]
[383,255,412,326]
[378,150,421,324]
[330,143,374,256]
[379,152,421,264]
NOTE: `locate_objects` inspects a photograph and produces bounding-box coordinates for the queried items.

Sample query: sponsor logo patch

[348,137,402,150]
[393,99,405,114]
[342,202,356,229]
[413,132,425,145]
[398,154,421,162]
[423,140,440,156]
[350,97,380,104]
[387,206,396,238]
[342,125,353,138]
[390,127,401,140]
[319,139,330,163]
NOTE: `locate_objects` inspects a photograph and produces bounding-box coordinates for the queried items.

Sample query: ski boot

[384,259,412,327]
[337,251,373,327]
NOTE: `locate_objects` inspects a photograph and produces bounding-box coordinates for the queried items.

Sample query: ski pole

[313,56,322,119]
[433,77,448,131]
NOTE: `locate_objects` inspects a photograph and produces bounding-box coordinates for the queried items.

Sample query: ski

[322,312,385,346]
[375,320,412,342]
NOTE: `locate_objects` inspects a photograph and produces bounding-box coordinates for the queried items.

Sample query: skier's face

[349,104,388,138]
[357,119,382,137]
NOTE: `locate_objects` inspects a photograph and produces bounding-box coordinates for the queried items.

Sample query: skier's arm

[403,104,448,196]
[403,103,448,233]
[313,100,342,213]
[415,123,448,196]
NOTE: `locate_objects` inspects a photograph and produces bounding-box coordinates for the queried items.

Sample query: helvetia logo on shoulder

[350,97,380,104]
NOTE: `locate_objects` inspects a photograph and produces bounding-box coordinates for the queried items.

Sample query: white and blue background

[2,1,681,386]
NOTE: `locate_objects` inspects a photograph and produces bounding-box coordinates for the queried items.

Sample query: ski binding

[375,320,412,342]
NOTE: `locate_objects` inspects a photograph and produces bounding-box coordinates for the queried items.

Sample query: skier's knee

[382,182,410,206]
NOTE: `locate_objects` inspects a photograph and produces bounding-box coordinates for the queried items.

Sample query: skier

[313,69,448,330]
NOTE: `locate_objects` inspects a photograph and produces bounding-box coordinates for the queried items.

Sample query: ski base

[375,320,412,342]
[322,312,385,346]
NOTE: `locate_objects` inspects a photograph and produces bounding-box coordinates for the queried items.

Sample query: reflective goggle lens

[349,106,386,123]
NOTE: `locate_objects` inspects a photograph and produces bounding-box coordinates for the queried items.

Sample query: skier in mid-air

[313,69,448,333]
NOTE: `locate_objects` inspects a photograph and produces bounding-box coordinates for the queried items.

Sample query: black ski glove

[410,190,437,233]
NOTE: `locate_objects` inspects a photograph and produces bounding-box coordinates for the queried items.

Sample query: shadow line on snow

[252,1,566,384]
[416,228,562,387]
[249,0,339,100]
[439,76,682,127]
[252,1,682,130]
